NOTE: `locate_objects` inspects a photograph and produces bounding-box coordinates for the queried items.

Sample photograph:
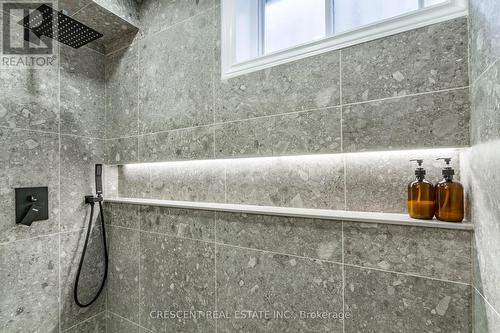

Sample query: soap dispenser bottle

[408,159,435,219]
[435,158,464,222]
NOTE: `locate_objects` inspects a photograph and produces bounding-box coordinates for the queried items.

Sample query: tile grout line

[103,85,470,142]
[107,310,149,332]
[57,37,62,333]
[136,35,141,162]
[110,222,472,287]
[473,286,500,318]
[341,221,345,333]
[471,55,500,87]
[61,310,106,333]
[138,205,142,329]
[214,211,218,333]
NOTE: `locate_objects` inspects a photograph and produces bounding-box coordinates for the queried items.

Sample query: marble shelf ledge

[105,197,473,231]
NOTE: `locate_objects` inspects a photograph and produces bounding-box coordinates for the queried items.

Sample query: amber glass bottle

[435,158,464,223]
[408,159,435,219]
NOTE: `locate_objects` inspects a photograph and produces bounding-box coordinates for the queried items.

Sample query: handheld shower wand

[74,164,108,308]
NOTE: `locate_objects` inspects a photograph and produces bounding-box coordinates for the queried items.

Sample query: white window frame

[221,0,468,80]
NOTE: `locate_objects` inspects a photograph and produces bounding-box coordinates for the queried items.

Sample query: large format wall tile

[94,0,140,26]
[216,212,342,262]
[342,18,468,104]
[0,69,59,132]
[106,137,139,164]
[60,228,106,330]
[344,222,471,282]
[0,128,59,243]
[469,0,500,80]
[64,312,106,333]
[104,202,139,229]
[215,51,341,122]
[140,233,216,332]
[106,44,139,139]
[60,45,105,138]
[148,161,225,202]
[107,312,140,333]
[141,206,215,241]
[139,10,215,133]
[344,266,471,333]
[139,126,215,162]
[474,289,500,333]
[138,0,214,37]
[60,135,105,231]
[107,226,140,322]
[345,149,460,213]
[225,154,345,209]
[217,245,343,332]
[118,165,151,198]
[471,61,500,145]
[342,89,470,152]
[0,235,59,333]
[215,108,342,158]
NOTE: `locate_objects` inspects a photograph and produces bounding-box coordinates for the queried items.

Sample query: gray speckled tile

[342,18,468,104]
[141,206,215,241]
[60,135,105,232]
[0,128,59,243]
[60,45,105,138]
[140,232,216,333]
[107,226,140,322]
[344,266,471,333]
[64,312,106,333]
[118,165,151,198]
[138,0,214,37]
[60,226,106,330]
[139,10,214,133]
[73,2,138,52]
[0,235,59,333]
[471,61,500,145]
[59,0,92,15]
[344,222,471,283]
[106,44,138,139]
[217,245,343,332]
[0,69,59,132]
[139,126,214,162]
[216,212,342,262]
[107,312,140,333]
[215,108,342,158]
[225,154,345,209]
[106,137,138,164]
[474,289,500,333]
[94,0,140,26]
[342,89,470,152]
[345,149,460,214]
[215,51,341,122]
[104,202,139,229]
[60,227,106,330]
[149,160,225,202]
[469,0,500,81]
[215,117,275,158]
[469,141,500,312]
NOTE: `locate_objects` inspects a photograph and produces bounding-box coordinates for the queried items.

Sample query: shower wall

[102,1,473,332]
[467,0,500,331]
[0,3,107,333]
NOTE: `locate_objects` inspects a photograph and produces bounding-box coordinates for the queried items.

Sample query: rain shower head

[18,4,103,49]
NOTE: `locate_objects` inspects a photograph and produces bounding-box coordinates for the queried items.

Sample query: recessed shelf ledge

[105,197,473,231]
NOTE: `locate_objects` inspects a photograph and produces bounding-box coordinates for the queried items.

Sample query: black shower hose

[73,201,108,308]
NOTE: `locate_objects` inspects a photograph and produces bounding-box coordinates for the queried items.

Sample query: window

[221,0,467,79]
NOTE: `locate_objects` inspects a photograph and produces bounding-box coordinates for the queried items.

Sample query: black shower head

[18,4,103,49]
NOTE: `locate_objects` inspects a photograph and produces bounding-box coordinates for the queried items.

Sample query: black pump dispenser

[436,158,454,181]
[410,159,426,180]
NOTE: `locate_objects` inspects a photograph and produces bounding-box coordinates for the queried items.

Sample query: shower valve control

[15,187,49,226]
